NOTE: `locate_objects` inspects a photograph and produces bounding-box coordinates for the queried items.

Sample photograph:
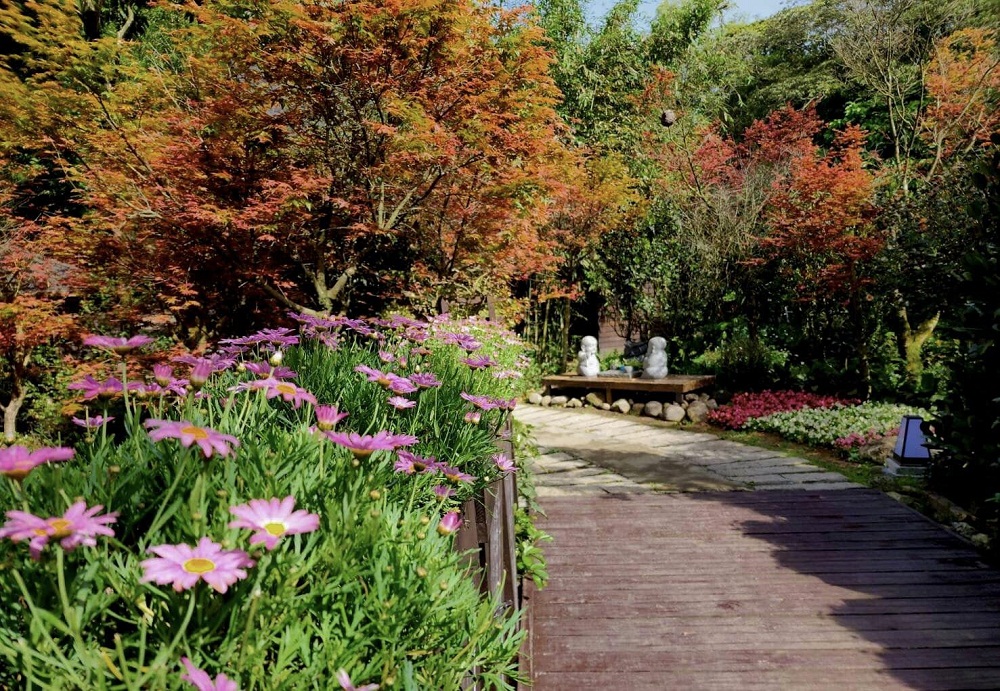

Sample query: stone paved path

[515,405,861,493]
[516,404,1000,690]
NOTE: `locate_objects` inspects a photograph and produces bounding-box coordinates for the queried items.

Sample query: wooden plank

[531,647,1000,672]
[526,488,1000,687]
[530,668,1000,691]
[541,373,716,394]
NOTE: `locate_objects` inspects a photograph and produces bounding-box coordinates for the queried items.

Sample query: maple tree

[53,0,593,340]
[921,28,1000,178]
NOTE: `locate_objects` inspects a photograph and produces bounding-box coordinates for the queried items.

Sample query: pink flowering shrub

[834,428,899,451]
[707,390,856,430]
[0,314,529,688]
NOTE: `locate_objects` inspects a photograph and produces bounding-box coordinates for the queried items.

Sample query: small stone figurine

[641,337,668,379]
[577,336,600,377]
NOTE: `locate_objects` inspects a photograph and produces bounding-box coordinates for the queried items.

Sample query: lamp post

[884,415,931,477]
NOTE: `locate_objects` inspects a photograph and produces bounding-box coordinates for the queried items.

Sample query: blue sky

[587,0,790,24]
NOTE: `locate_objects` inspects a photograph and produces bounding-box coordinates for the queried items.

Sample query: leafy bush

[706,390,855,430]
[0,314,531,689]
[748,401,930,449]
[696,336,790,391]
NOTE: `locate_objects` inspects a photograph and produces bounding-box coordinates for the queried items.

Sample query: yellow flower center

[48,518,73,538]
[182,558,216,574]
[3,462,32,481]
[276,383,296,395]
[376,376,391,387]
[181,426,209,440]
[263,521,286,537]
[350,448,375,459]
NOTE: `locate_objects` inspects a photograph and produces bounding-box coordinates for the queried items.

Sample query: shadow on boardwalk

[526,489,1000,690]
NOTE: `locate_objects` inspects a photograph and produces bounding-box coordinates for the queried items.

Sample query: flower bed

[0,314,530,689]
[707,390,930,459]
[706,390,854,430]
[747,401,930,450]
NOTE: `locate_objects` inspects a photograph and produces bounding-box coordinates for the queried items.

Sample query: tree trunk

[897,308,940,382]
[561,298,571,373]
[2,389,25,443]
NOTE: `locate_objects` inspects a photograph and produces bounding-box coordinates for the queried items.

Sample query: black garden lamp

[884,415,931,477]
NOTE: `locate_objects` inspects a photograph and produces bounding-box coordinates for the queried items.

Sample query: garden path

[515,406,1000,690]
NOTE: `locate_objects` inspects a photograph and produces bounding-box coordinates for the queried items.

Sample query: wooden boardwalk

[522,489,1000,690]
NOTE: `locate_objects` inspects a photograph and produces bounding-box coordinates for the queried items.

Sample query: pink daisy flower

[387,396,416,410]
[259,380,317,409]
[180,658,238,691]
[323,431,419,459]
[144,419,240,458]
[354,364,391,386]
[243,362,298,380]
[337,669,379,691]
[228,496,320,550]
[433,485,455,499]
[460,392,500,410]
[386,375,417,395]
[189,360,214,390]
[441,333,481,352]
[378,350,395,363]
[83,334,154,354]
[354,366,417,394]
[172,353,237,372]
[492,453,516,473]
[67,375,124,400]
[461,355,496,369]
[394,450,438,474]
[0,445,74,481]
[71,415,114,429]
[437,511,462,536]
[438,464,476,485]
[0,501,117,560]
[140,537,254,593]
[153,364,174,386]
[493,369,523,380]
[409,373,441,389]
[314,405,349,431]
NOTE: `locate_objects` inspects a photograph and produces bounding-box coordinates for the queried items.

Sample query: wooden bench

[541,373,716,404]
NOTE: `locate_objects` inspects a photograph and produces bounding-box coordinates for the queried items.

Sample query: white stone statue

[577,336,600,377]
[641,337,668,379]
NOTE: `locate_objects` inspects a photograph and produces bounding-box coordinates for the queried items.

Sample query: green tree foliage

[928,137,1000,517]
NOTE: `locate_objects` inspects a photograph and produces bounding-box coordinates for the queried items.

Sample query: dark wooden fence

[454,418,519,611]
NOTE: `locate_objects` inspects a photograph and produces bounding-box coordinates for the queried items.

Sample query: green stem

[11,570,89,688]
[146,454,189,536]
[56,548,79,638]
[135,592,197,688]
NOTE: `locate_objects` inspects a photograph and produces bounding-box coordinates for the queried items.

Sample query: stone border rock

[524,389,718,424]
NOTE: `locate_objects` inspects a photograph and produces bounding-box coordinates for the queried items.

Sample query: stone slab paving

[515,405,861,492]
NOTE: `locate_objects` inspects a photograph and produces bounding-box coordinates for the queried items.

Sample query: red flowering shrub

[707,390,856,430]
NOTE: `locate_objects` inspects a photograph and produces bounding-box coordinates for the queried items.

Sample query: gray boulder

[527,392,543,405]
[706,398,719,411]
[585,392,605,407]
[601,403,611,410]
[540,395,552,407]
[664,404,686,422]
[550,395,568,406]
[644,401,664,418]
[686,400,709,423]
[567,398,583,408]
[611,399,631,414]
